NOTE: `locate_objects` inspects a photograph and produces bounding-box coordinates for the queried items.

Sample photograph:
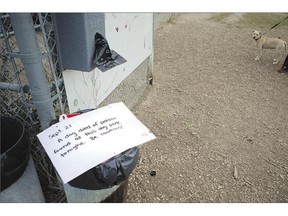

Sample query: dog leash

[268,15,288,31]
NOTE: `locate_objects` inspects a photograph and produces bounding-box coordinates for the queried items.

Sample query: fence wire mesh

[0,13,67,202]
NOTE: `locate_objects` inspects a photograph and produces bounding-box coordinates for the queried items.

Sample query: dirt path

[126,13,288,203]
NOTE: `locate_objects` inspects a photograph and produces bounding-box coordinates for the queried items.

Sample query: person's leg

[278,54,288,73]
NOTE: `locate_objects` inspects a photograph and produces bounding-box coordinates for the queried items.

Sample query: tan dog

[252,30,287,64]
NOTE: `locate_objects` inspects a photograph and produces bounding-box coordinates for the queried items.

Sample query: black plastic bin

[1,115,30,191]
[0,115,45,202]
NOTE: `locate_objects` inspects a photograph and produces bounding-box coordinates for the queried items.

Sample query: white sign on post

[37,102,156,184]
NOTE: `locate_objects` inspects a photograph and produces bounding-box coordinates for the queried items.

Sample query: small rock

[251,188,257,193]
[150,170,156,176]
[233,166,239,180]
[246,137,254,144]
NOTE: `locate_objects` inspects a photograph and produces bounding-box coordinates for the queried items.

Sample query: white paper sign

[37,102,156,184]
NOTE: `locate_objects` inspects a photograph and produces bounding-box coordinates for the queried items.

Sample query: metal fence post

[9,13,55,129]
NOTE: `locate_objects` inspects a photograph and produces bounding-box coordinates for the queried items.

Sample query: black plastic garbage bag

[1,115,30,191]
[93,32,127,72]
[93,32,113,66]
[68,147,139,190]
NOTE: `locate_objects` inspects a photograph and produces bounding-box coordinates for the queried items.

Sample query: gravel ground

[126,13,288,203]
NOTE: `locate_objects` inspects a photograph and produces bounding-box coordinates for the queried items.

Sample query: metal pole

[9,13,55,129]
[38,13,64,114]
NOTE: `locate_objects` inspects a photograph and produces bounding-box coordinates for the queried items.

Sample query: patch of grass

[168,13,177,24]
[209,13,234,23]
[240,13,288,28]
[210,13,288,28]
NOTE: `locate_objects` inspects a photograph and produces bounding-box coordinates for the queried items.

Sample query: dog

[252,30,287,64]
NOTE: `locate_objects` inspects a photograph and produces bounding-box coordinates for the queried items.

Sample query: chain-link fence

[0,13,67,202]
[1,13,158,202]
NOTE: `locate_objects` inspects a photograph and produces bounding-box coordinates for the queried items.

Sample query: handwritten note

[37,102,156,184]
